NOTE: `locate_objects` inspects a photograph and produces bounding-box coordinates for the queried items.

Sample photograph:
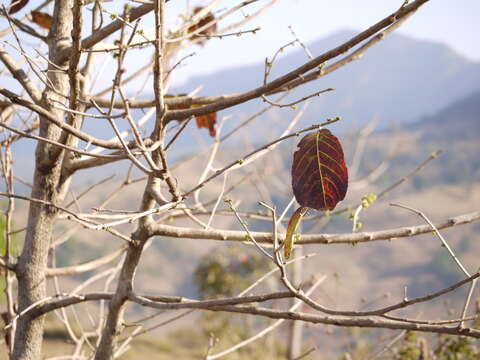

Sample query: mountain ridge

[11,30,480,183]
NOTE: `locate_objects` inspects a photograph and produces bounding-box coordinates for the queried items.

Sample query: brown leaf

[195,112,217,137]
[165,95,217,137]
[30,11,53,30]
[187,6,217,43]
[8,0,29,14]
[291,129,348,210]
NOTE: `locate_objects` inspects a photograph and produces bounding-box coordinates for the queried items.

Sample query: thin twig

[390,203,470,277]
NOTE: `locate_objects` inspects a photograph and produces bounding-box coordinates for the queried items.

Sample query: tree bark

[12,1,73,359]
[93,237,147,360]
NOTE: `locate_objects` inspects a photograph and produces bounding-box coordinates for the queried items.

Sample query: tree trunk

[93,237,147,360]
[12,1,73,359]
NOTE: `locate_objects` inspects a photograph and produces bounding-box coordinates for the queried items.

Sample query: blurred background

[1,0,479,358]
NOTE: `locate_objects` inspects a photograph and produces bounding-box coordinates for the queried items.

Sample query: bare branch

[0,44,42,103]
[0,88,151,150]
[201,304,480,339]
[46,247,127,277]
[149,211,480,245]
[206,276,327,359]
[163,0,430,121]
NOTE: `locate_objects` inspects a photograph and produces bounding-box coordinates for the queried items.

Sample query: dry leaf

[187,6,217,44]
[195,112,217,137]
[31,11,53,30]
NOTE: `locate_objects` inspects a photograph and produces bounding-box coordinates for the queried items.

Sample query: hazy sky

[1,0,478,88]
[163,0,480,81]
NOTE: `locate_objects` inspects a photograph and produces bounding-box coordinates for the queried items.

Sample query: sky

[160,0,480,82]
[1,0,478,89]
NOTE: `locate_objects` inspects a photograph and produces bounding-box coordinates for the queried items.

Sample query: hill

[175,30,480,132]
[5,70,479,360]
[11,30,480,182]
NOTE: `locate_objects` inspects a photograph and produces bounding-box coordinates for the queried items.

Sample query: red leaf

[8,0,29,14]
[195,112,217,137]
[285,129,348,258]
[291,129,348,210]
[30,11,52,30]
